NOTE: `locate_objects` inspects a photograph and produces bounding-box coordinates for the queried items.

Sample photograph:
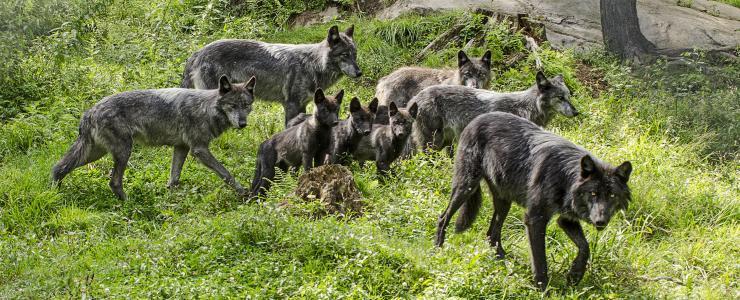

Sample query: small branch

[415,23,466,62]
[637,275,685,286]
[525,35,543,71]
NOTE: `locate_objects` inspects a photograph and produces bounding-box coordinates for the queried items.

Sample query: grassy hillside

[0,0,738,298]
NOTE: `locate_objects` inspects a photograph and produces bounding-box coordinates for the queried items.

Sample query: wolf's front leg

[525,212,550,291]
[302,153,313,171]
[190,146,245,196]
[557,216,590,285]
[283,88,307,127]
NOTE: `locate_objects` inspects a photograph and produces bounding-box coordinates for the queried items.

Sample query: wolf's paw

[566,271,585,285]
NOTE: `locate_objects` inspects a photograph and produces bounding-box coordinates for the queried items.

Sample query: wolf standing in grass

[410,71,578,153]
[375,50,492,108]
[435,112,632,291]
[250,89,342,199]
[181,25,361,125]
[52,76,256,200]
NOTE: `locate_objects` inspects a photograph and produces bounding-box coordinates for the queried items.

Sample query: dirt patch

[290,164,364,217]
[575,62,608,98]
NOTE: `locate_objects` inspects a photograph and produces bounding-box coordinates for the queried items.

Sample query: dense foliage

[0,0,737,298]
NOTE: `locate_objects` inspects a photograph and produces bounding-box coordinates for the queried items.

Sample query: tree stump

[292,164,364,217]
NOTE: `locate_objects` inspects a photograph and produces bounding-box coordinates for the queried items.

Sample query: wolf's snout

[355,70,363,77]
[594,220,607,230]
[363,130,371,135]
[238,120,247,128]
[332,121,339,126]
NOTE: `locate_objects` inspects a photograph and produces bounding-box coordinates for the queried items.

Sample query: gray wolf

[351,101,418,178]
[181,25,360,125]
[435,112,632,291]
[410,71,578,153]
[375,50,492,108]
[52,76,256,200]
[327,97,378,165]
[249,89,342,199]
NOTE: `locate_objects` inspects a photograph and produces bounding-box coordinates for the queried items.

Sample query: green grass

[1,0,738,298]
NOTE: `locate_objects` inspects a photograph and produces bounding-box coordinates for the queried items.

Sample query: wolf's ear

[408,102,419,118]
[335,89,344,104]
[482,50,492,68]
[349,97,362,113]
[536,71,550,91]
[314,89,326,104]
[368,98,379,113]
[345,24,354,38]
[244,76,256,94]
[615,161,632,183]
[389,101,399,116]
[328,25,341,46]
[458,50,470,67]
[218,75,232,95]
[580,155,598,178]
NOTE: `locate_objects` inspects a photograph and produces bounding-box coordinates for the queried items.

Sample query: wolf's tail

[454,188,482,232]
[51,113,96,183]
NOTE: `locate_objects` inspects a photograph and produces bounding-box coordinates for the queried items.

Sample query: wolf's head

[217,75,255,129]
[349,97,378,136]
[571,156,632,230]
[388,101,418,138]
[314,89,342,127]
[535,71,578,117]
[456,50,492,89]
[326,25,362,78]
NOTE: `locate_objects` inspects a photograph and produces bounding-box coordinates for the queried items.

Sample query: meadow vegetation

[0,0,737,298]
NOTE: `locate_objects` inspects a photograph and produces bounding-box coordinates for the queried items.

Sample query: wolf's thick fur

[52,76,256,200]
[181,25,360,125]
[410,71,578,153]
[375,50,492,109]
[249,89,342,199]
[351,101,418,178]
[327,97,378,165]
[435,112,632,290]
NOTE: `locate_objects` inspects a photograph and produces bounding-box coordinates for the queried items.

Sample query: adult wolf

[435,112,633,291]
[409,71,578,153]
[181,25,360,125]
[52,76,256,200]
[375,50,492,108]
[249,89,342,199]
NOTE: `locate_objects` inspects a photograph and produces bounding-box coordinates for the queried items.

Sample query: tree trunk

[600,0,657,62]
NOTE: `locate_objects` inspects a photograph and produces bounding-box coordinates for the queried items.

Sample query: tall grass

[0,1,738,298]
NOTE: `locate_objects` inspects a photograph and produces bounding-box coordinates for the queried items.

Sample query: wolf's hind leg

[167,145,190,188]
[108,139,132,200]
[191,146,245,196]
[557,216,590,285]
[250,142,277,199]
[485,183,512,259]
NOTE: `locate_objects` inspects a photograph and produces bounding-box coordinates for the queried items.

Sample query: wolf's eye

[610,194,615,198]
[591,192,597,196]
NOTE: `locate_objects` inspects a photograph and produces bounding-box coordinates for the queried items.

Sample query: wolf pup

[410,71,577,153]
[52,76,256,200]
[376,50,492,108]
[435,112,632,291]
[327,97,378,165]
[249,89,342,199]
[351,101,418,178]
[181,25,360,125]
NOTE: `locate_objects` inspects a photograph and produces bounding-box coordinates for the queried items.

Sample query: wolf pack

[51,24,633,291]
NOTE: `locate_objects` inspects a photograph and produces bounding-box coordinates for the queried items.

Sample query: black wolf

[249,89,342,199]
[375,50,492,108]
[327,97,378,165]
[435,112,632,291]
[52,76,256,200]
[410,71,577,153]
[351,101,418,178]
[181,25,360,125]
